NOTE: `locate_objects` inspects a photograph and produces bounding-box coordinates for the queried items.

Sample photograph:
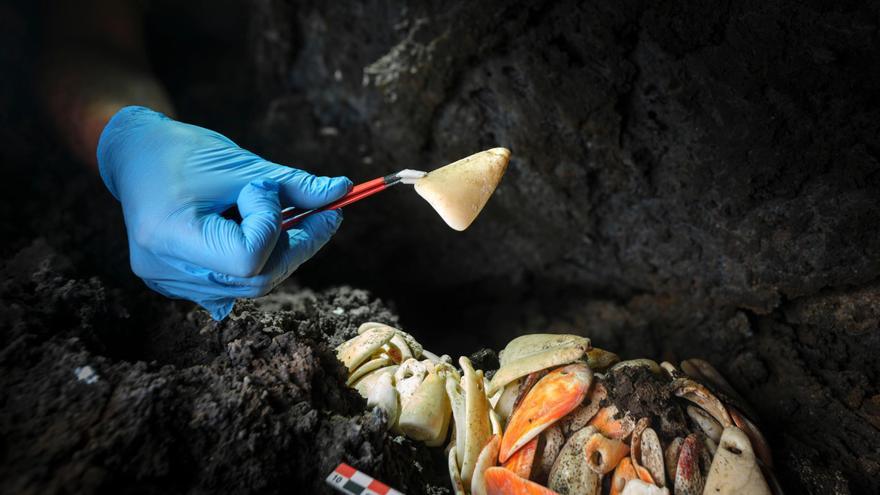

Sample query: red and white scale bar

[326,463,405,495]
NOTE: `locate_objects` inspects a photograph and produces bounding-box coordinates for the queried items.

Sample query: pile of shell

[338,324,777,495]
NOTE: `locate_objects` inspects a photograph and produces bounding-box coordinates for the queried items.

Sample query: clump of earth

[601,366,689,442]
[0,240,449,494]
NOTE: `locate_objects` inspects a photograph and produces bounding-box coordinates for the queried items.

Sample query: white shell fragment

[458,357,493,487]
[398,368,450,444]
[346,355,393,386]
[548,426,602,495]
[620,479,670,495]
[414,148,510,231]
[687,405,724,443]
[609,359,663,375]
[449,443,467,495]
[704,427,772,495]
[639,428,666,488]
[493,378,521,422]
[561,382,605,436]
[352,364,397,398]
[366,372,400,426]
[336,326,395,372]
[489,333,590,394]
[537,425,565,482]
[672,376,734,428]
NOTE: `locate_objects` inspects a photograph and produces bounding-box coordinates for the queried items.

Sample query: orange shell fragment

[589,405,635,440]
[584,432,630,474]
[502,436,538,480]
[609,457,655,495]
[500,364,592,463]
[485,467,561,495]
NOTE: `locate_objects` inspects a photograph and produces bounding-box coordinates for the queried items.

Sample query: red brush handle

[281,176,391,230]
[281,177,385,221]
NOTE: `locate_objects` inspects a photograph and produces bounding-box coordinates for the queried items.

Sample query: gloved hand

[97,106,351,319]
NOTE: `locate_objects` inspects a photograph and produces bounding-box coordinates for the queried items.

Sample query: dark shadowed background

[1,0,879,493]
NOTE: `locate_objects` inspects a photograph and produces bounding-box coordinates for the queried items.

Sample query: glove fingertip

[335,176,354,192]
[317,176,353,202]
[203,298,236,321]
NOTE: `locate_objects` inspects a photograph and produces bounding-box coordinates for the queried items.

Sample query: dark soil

[601,366,689,442]
[0,239,446,494]
[1,0,879,494]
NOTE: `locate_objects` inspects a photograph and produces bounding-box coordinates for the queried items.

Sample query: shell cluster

[338,324,777,495]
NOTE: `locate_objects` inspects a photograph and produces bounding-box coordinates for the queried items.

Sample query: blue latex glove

[97,106,351,319]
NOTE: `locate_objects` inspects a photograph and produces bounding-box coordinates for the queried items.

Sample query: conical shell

[703,427,771,495]
[415,148,510,231]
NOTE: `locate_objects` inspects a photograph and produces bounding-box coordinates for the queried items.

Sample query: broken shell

[663,437,684,484]
[499,334,591,368]
[459,357,493,487]
[638,428,665,488]
[356,322,424,361]
[489,408,503,437]
[422,349,444,363]
[494,379,522,422]
[673,434,705,495]
[392,329,424,358]
[560,382,605,436]
[547,426,601,495]
[428,363,458,447]
[366,372,400,427]
[387,333,414,362]
[589,405,636,440]
[586,348,620,371]
[347,355,393,386]
[609,457,653,495]
[490,334,590,395]
[356,321,387,333]
[729,406,773,468]
[672,376,734,428]
[629,417,650,468]
[704,426,772,495]
[415,148,510,231]
[503,436,538,479]
[395,358,430,408]
[449,442,467,495]
[337,326,396,372]
[471,434,501,495]
[659,361,683,379]
[584,432,630,475]
[352,364,397,397]
[500,364,592,462]
[619,479,670,495]
[398,369,451,444]
[609,359,662,375]
[447,374,468,472]
[686,405,723,443]
[702,435,718,456]
[535,425,565,483]
[485,466,561,495]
